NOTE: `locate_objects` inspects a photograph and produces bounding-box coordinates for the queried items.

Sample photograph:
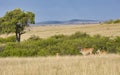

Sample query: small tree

[0,8,35,42]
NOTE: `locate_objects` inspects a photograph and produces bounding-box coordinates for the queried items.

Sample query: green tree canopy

[0,8,35,42]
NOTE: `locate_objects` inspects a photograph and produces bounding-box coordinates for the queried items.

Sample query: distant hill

[36,19,100,25]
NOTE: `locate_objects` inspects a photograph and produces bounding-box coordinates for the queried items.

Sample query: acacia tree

[0,8,35,42]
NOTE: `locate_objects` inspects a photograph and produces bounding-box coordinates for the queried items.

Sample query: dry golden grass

[0,24,120,41]
[21,23,120,40]
[0,54,120,75]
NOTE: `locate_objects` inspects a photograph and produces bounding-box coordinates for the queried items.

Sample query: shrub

[104,19,120,24]
[69,32,90,39]
[28,35,41,41]
[51,34,66,39]
[0,32,120,57]
[0,38,5,43]
[0,35,16,43]
[5,35,16,42]
[113,19,120,23]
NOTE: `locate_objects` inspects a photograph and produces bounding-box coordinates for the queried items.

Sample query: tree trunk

[16,32,21,42]
[16,25,21,42]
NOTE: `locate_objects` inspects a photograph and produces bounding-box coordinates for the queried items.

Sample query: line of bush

[104,19,120,24]
[0,32,120,57]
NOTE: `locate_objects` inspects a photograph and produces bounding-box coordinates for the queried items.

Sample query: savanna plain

[0,24,120,75]
[1,24,120,40]
[0,55,120,75]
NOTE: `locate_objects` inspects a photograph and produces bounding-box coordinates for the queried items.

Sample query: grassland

[1,24,120,41]
[0,54,120,75]
[21,23,120,40]
[0,24,120,75]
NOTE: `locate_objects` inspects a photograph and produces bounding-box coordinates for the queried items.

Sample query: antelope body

[80,48,94,55]
[96,50,107,55]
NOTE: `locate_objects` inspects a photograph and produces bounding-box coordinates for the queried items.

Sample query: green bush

[113,19,120,23]
[5,35,16,42]
[51,34,66,39]
[69,32,90,39]
[0,35,16,43]
[28,35,41,41]
[0,32,120,57]
[105,19,120,24]
[0,38,5,43]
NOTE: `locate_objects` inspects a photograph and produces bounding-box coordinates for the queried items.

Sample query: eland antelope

[96,49,107,55]
[79,48,94,56]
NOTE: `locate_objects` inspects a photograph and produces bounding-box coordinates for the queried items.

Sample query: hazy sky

[0,0,120,22]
